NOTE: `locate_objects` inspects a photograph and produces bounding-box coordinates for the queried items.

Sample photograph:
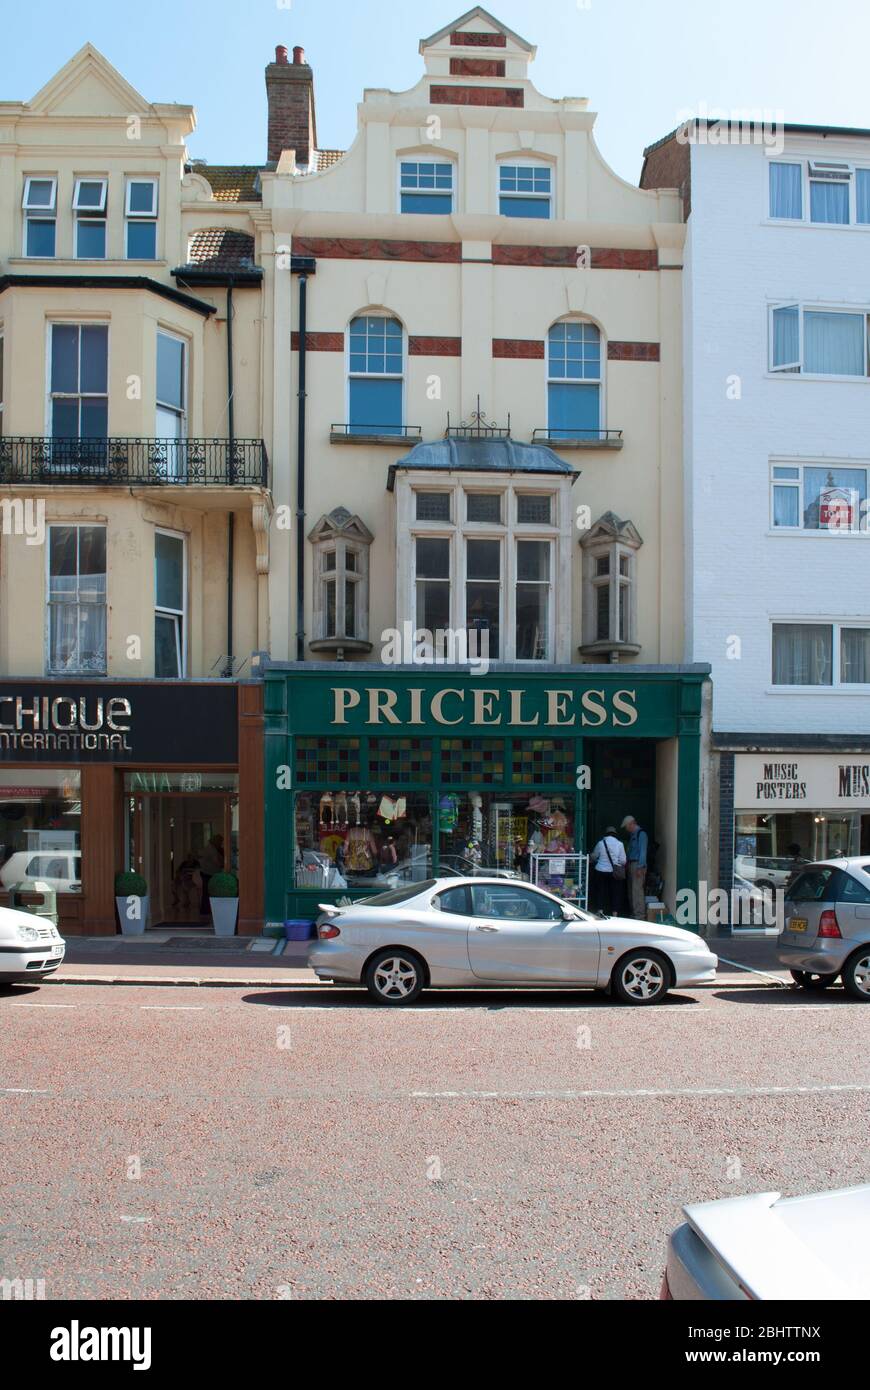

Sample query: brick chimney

[266,43,317,167]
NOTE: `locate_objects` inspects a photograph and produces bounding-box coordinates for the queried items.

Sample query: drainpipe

[225,278,235,678]
[295,271,308,663]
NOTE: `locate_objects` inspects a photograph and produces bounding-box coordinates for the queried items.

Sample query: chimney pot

[293,46,306,65]
[275,45,288,64]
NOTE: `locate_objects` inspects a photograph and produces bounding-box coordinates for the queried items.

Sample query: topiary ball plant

[208,872,239,899]
[115,871,147,896]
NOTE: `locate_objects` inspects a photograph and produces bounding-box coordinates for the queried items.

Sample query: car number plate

[51,944,64,957]
[789,917,808,933]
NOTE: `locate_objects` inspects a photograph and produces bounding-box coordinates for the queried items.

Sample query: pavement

[43,927,788,989]
[1,971,866,1300]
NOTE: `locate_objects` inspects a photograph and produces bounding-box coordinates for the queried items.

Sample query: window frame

[769,301,870,380]
[397,155,456,216]
[154,527,187,679]
[125,177,158,260]
[308,513,373,649]
[46,320,110,442]
[768,158,870,227]
[156,328,188,439]
[770,619,870,690]
[770,458,870,535]
[45,523,108,677]
[73,177,108,260]
[22,175,57,259]
[497,158,554,220]
[345,311,406,435]
[546,318,605,440]
[585,540,637,647]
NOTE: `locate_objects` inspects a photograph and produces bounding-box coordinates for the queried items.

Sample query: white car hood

[684,1185,870,1300]
[0,905,54,939]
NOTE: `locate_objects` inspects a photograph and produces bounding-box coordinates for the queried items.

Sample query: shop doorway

[126,789,238,929]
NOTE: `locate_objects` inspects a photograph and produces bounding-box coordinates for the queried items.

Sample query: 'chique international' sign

[0,683,238,764]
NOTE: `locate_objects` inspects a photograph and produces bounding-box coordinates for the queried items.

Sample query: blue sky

[8,0,870,182]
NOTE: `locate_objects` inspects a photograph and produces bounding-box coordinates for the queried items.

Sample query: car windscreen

[355,880,437,907]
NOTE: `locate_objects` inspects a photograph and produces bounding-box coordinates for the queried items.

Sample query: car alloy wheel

[614,952,668,1005]
[842,952,870,1001]
[365,949,424,1006]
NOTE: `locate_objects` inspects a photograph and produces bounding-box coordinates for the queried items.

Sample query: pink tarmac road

[2,978,868,1300]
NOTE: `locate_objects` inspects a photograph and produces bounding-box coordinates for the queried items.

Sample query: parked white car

[0,850,81,895]
[0,905,65,984]
[662,1184,870,1299]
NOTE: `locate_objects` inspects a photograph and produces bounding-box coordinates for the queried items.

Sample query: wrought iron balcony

[0,437,269,487]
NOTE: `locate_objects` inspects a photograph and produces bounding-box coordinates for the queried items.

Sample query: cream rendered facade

[0,44,270,681]
[258,9,687,670]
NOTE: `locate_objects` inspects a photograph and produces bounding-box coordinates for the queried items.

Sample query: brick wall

[640,135,692,218]
[266,59,315,165]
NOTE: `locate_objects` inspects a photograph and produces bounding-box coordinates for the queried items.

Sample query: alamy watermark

[0,497,45,546]
[676,104,785,156]
[381,622,491,676]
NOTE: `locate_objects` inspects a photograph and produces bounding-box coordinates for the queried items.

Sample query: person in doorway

[590,826,626,915]
[621,815,648,919]
[172,849,200,913]
[198,833,225,914]
[378,835,398,872]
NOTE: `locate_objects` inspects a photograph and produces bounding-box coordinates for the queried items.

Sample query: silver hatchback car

[778,856,870,999]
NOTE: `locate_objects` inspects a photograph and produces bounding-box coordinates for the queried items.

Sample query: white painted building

[643,123,870,896]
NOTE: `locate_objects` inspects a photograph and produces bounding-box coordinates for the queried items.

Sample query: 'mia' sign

[332,685,640,729]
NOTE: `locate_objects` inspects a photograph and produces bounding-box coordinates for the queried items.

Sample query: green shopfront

[264,665,710,926]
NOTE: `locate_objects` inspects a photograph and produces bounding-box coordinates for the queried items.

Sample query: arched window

[547,321,602,441]
[348,314,404,436]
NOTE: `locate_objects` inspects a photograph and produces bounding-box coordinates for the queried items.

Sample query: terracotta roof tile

[190,165,262,202]
[185,229,257,272]
[314,148,345,171]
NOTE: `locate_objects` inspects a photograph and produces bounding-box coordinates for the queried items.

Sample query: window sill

[766,371,870,385]
[763,218,870,232]
[766,685,870,695]
[534,431,623,450]
[8,258,166,268]
[765,529,870,539]
[330,430,419,447]
[309,638,373,655]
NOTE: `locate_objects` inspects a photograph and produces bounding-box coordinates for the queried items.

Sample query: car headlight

[16,924,40,942]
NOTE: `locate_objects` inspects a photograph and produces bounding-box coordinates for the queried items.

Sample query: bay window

[465,538,501,659]
[47,524,107,675]
[770,303,870,376]
[49,323,108,468]
[547,321,602,439]
[579,514,642,659]
[23,177,57,258]
[772,622,870,687]
[515,540,551,660]
[415,537,451,634]
[347,314,404,435]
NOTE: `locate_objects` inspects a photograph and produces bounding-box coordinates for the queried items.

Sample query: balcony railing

[0,437,269,486]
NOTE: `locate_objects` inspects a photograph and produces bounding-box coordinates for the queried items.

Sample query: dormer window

[309,508,374,657]
[399,158,454,215]
[125,178,158,259]
[73,178,108,259]
[23,177,57,258]
[499,162,553,219]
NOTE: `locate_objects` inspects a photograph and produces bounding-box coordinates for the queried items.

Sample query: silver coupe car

[310,877,717,1005]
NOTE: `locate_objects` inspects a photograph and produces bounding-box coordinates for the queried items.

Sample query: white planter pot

[116,894,148,935]
[211,897,239,937]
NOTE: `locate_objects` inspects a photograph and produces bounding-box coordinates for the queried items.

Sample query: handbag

[603,838,626,881]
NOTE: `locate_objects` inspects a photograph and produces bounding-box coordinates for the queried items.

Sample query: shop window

[23,176,57,257]
[547,321,602,439]
[49,323,108,447]
[347,314,404,434]
[294,737,361,786]
[0,771,81,893]
[580,514,643,659]
[73,178,107,259]
[47,524,107,675]
[369,738,432,786]
[155,529,186,678]
[736,813,863,897]
[309,508,373,654]
[771,461,869,533]
[399,158,454,215]
[440,738,505,786]
[499,162,553,219]
[125,178,158,259]
[293,789,432,889]
[439,790,575,878]
[511,739,576,787]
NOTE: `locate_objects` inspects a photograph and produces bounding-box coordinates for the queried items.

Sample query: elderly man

[621,815,648,920]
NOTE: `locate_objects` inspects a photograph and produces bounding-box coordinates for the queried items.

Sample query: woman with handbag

[590,826,627,915]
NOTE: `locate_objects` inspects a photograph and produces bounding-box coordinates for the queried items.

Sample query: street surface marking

[1,1087,50,1094]
[139,1005,204,1011]
[716,956,789,986]
[9,1001,77,1009]
[412,1083,870,1100]
[119,1216,152,1224]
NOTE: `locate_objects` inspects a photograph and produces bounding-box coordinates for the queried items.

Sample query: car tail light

[817,910,841,939]
[659,1270,673,1300]
[318,923,341,940]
